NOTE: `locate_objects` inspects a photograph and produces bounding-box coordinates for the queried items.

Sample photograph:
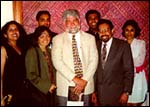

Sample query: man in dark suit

[94,19,134,106]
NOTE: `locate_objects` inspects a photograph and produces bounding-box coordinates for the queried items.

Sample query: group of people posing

[1,9,148,106]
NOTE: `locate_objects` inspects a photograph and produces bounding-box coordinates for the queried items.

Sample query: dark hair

[85,9,101,22]
[97,19,114,30]
[1,20,27,50]
[33,26,51,46]
[122,19,141,38]
[36,10,51,21]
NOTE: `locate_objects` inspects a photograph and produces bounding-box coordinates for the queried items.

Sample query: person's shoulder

[50,30,58,37]
[1,45,7,54]
[46,47,51,53]
[26,32,35,41]
[1,45,8,59]
[134,38,145,44]
[133,39,146,49]
[81,31,95,38]
[52,32,65,42]
[26,46,37,54]
[54,32,65,38]
[51,31,57,35]
[85,30,90,33]
[28,32,34,37]
[113,37,129,45]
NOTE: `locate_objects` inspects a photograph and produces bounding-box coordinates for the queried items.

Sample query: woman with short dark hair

[25,26,56,106]
[122,19,148,106]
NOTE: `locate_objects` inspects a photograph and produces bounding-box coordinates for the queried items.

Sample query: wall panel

[22,1,149,71]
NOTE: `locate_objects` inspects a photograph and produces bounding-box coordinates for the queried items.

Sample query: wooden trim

[13,1,22,24]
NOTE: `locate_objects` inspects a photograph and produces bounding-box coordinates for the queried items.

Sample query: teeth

[12,34,17,37]
[44,41,48,43]
[92,23,96,25]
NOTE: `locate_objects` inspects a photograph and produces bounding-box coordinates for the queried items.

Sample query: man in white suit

[51,9,98,106]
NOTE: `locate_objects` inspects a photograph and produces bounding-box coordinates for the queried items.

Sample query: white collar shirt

[101,37,113,61]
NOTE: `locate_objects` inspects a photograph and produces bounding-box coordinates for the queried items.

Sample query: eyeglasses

[99,28,110,33]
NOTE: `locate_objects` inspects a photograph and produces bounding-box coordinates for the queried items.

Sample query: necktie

[101,43,107,69]
[72,35,83,78]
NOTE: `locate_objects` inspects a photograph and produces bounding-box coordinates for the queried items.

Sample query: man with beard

[94,19,134,106]
[51,9,98,106]
[85,9,101,42]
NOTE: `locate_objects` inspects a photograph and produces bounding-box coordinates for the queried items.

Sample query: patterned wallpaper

[22,1,149,70]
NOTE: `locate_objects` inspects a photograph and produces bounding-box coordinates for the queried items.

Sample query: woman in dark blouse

[1,21,28,106]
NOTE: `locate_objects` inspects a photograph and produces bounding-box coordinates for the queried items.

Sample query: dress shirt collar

[101,37,113,60]
[102,37,113,46]
[68,31,80,40]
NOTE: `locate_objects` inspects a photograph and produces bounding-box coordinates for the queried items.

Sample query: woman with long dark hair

[1,21,28,106]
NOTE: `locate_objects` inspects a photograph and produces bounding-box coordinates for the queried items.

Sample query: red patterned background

[22,1,149,71]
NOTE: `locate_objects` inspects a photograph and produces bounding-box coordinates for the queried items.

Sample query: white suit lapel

[63,33,74,70]
[80,32,86,71]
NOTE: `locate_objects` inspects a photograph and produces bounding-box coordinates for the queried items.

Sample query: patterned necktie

[101,43,107,69]
[72,35,83,78]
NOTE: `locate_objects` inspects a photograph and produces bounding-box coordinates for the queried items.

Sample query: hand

[1,98,6,106]
[119,93,128,105]
[91,92,98,106]
[49,84,56,93]
[1,94,12,106]
[72,77,87,94]
[1,95,5,106]
[73,84,83,95]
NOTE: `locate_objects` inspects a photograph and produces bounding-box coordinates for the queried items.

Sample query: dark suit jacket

[95,37,134,106]
[86,29,100,42]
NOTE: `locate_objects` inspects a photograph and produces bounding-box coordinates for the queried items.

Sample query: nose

[128,31,132,35]
[44,21,49,27]
[11,29,18,33]
[70,21,76,26]
[100,29,107,34]
[90,18,97,23]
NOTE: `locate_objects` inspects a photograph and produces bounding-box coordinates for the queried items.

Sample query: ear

[36,21,39,27]
[111,28,115,34]
[98,32,100,36]
[63,21,66,26]
[97,32,100,39]
[4,34,8,38]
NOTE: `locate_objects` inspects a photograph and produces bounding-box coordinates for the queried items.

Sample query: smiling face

[38,30,51,48]
[87,13,99,30]
[64,15,80,34]
[4,24,20,43]
[98,23,113,42]
[124,25,135,41]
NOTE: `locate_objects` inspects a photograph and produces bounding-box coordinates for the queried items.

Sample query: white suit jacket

[131,38,146,68]
[128,39,147,102]
[52,31,98,97]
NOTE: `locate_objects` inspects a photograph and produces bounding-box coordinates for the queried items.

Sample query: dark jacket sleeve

[122,42,134,94]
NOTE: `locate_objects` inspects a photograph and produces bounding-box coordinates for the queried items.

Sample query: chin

[69,30,79,34]
[101,38,109,42]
